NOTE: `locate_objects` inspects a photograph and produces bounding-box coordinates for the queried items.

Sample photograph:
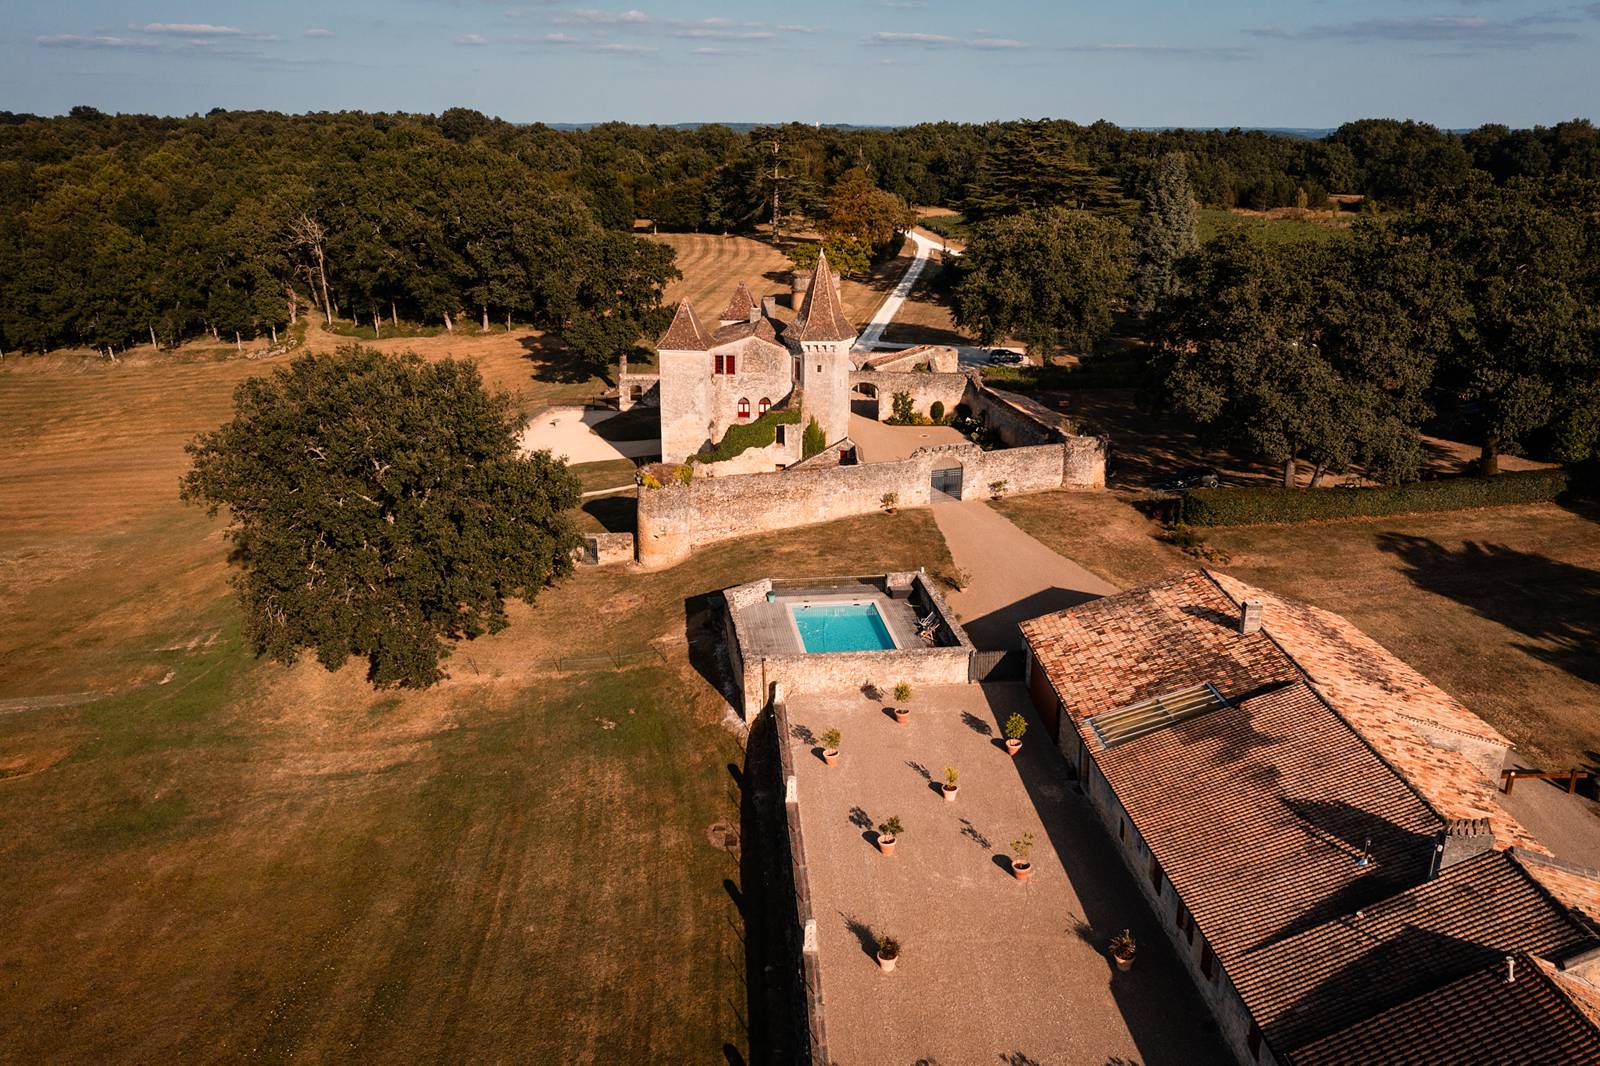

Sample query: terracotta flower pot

[877,951,897,972]
[893,708,910,725]
[942,783,959,802]
[877,833,896,855]
[822,748,839,766]
[1113,953,1134,972]
[1012,860,1032,882]
[1005,738,1022,757]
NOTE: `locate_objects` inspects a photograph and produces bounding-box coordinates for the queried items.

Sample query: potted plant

[943,766,959,801]
[1004,713,1027,756]
[989,478,1008,500]
[1109,929,1136,971]
[877,935,901,972]
[880,491,899,515]
[1010,832,1034,881]
[821,728,841,766]
[877,815,902,855]
[892,682,912,724]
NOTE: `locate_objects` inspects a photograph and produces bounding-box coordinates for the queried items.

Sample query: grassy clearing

[0,324,956,1059]
[995,489,1600,769]
[647,232,794,317]
[1197,207,1353,245]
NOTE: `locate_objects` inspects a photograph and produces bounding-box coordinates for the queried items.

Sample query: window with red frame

[736,398,750,419]
[758,397,771,415]
[726,353,736,375]
[714,354,724,374]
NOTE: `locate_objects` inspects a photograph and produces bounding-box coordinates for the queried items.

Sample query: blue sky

[3,1,1597,127]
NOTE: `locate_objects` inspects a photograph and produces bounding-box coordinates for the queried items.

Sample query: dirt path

[931,497,1118,650]
[519,406,660,465]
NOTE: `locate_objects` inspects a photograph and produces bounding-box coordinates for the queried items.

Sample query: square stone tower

[784,249,857,447]
[654,299,715,463]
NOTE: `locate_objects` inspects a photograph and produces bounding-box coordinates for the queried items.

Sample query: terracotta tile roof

[719,282,759,323]
[657,298,712,351]
[1289,953,1600,1065]
[1203,571,1538,853]
[1097,681,1443,963]
[1020,569,1541,853]
[1543,957,1600,1031]
[1517,849,1600,927]
[711,316,781,348]
[1235,850,1597,1053]
[1019,570,1298,720]
[1207,571,1508,747]
[788,249,855,344]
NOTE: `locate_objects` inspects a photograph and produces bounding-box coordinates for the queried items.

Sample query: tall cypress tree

[1130,152,1199,316]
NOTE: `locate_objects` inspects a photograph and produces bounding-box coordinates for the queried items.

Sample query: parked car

[986,349,1024,366]
[1154,466,1221,491]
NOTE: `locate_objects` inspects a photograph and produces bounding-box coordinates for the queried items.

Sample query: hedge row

[692,407,801,464]
[1178,468,1574,526]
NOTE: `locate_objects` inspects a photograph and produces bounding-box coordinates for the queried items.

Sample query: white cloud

[303,28,335,39]
[454,33,490,46]
[139,23,244,36]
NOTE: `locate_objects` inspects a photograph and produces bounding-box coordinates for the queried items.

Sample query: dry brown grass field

[0,298,958,1061]
[996,491,1600,770]
[647,230,972,348]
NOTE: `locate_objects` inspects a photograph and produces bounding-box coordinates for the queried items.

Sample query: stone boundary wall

[578,532,635,566]
[640,438,1102,566]
[771,688,829,1066]
[850,370,970,422]
[969,384,1069,447]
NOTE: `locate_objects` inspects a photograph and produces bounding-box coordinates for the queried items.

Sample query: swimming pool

[789,601,897,654]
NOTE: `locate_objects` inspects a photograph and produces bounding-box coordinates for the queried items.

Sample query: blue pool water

[791,602,897,653]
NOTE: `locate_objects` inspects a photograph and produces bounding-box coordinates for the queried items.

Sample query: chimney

[757,296,774,323]
[1504,955,1517,984]
[1239,599,1264,636]
[1436,817,1495,871]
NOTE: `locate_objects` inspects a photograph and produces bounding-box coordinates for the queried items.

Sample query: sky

[2,1,1598,128]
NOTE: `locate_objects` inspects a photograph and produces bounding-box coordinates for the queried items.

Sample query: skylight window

[1089,683,1228,748]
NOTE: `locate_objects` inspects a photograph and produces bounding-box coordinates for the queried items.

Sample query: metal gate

[931,466,964,499]
[969,649,1024,683]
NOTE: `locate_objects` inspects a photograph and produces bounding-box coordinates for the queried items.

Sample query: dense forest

[2,107,1600,355]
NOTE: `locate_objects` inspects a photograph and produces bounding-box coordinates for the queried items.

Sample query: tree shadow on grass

[519,334,613,386]
[1376,533,1600,688]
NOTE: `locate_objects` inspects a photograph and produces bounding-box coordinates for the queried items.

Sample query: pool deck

[738,587,923,658]
[784,682,1229,1065]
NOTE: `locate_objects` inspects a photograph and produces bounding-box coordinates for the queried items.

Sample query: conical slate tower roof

[719,282,759,323]
[656,298,713,351]
[790,248,856,343]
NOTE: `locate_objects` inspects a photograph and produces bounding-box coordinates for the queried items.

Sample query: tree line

[5,108,1600,355]
[949,154,1600,482]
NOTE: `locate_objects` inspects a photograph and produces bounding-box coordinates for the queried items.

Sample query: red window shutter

[714,354,723,374]
[727,354,736,375]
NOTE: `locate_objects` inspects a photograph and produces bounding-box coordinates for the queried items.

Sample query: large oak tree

[182,346,582,687]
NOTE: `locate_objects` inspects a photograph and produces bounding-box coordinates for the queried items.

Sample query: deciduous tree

[181,347,582,687]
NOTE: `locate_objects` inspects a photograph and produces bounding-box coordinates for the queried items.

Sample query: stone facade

[858,345,960,374]
[616,354,660,412]
[653,253,857,464]
[849,370,971,422]
[578,532,636,567]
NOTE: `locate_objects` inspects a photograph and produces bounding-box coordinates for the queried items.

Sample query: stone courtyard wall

[850,370,971,422]
[637,436,1105,567]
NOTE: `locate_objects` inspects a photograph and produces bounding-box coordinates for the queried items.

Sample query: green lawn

[0,506,953,1062]
[1196,207,1353,245]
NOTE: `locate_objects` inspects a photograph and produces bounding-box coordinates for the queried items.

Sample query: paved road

[930,496,1118,651]
[854,229,942,352]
